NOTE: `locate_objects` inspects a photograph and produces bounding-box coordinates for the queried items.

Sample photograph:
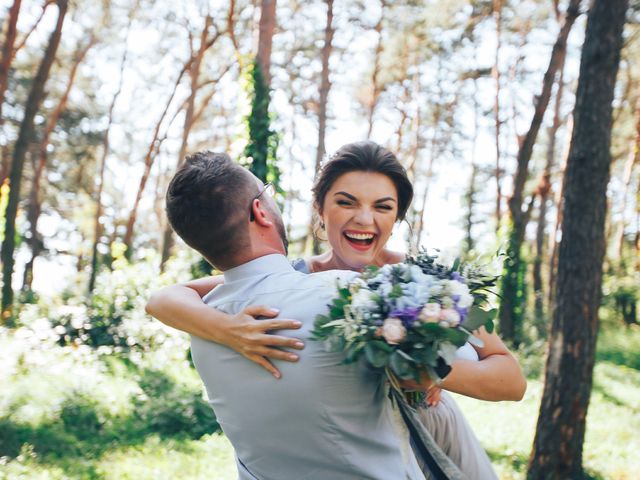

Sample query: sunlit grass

[1,323,638,480]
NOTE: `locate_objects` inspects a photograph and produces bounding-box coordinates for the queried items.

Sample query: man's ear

[251,199,273,227]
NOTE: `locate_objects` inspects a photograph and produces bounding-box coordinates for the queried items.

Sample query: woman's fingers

[427,387,442,406]
[242,305,280,318]
[256,334,305,349]
[255,346,300,363]
[247,354,282,379]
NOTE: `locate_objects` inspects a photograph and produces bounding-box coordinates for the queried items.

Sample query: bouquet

[311,252,499,393]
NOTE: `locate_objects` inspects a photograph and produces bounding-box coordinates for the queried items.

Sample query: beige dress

[402,344,498,480]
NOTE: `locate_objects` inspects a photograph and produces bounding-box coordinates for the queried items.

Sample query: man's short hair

[165,151,254,270]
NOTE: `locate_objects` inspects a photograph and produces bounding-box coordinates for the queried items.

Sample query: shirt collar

[223,254,294,283]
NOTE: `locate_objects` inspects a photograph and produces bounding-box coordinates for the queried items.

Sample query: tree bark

[532,59,566,338]
[122,64,190,257]
[366,0,385,140]
[498,0,581,343]
[159,16,219,269]
[88,11,135,293]
[527,1,628,477]
[0,0,67,322]
[306,0,334,255]
[256,0,276,87]
[612,91,640,260]
[492,0,503,234]
[22,34,95,292]
[0,0,21,123]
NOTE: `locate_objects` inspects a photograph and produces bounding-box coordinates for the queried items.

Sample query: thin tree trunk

[122,68,189,257]
[0,0,67,322]
[256,0,276,87]
[22,35,95,291]
[532,58,566,338]
[307,0,334,255]
[548,115,572,308]
[612,92,640,259]
[366,0,385,140]
[0,0,21,123]
[498,0,581,343]
[492,0,503,234]
[159,16,218,269]
[89,13,135,292]
[465,74,481,255]
[528,1,627,477]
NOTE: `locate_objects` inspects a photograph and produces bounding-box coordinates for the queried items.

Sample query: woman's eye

[376,204,393,211]
[337,200,353,206]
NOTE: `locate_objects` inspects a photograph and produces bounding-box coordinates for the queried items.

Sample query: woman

[147,141,526,478]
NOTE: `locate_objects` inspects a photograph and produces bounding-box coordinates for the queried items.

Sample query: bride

[147,141,526,478]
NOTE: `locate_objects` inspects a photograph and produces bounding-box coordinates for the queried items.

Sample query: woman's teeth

[344,232,375,245]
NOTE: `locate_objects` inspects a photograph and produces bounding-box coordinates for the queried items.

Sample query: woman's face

[320,171,399,270]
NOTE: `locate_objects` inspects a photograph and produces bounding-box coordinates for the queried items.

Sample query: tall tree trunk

[256,0,276,87]
[306,0,334,255]
[0,0,67,322]
[465,74,481,255]
[528,1,627,478]
[548,115,572,307]
[159,16,215,270]
[0,0,21,123]
[22,35,95,292]
[612,92,640,260]
[122,65,189,257]
[532,59,566,338]
[492,0,503,234]
[89,14,134,293]
[366,0,385,140]
[498,0,581,344]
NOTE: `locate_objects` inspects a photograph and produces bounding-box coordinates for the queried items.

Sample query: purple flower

[455,306,469,324]
[451,272,465,283]
[389,307,422,327]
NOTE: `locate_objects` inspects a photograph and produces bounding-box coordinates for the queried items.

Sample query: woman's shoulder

[382,250,406,265]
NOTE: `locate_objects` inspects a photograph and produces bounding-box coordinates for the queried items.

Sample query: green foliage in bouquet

[311,252,499,384]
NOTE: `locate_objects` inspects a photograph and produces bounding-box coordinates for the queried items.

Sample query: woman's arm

[403,328,527,401]
[146,277,305,378]
[440,327,527,401]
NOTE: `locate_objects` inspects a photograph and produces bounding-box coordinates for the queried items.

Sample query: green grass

[1,323,639,480]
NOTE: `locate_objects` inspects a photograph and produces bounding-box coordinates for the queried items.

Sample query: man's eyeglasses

[249,182,275,221]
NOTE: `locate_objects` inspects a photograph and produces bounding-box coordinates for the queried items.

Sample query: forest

[1,0,639,479]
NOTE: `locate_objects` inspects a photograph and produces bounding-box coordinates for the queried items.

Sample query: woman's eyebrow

[375,197,397,203]
[334,191,357,200]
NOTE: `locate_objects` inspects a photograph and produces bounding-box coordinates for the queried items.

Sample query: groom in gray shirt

[165,151,424,480]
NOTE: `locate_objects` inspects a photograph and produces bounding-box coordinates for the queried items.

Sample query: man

[165,151,425,479]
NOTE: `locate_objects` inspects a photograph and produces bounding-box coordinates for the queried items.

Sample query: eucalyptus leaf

[365,343,390,368]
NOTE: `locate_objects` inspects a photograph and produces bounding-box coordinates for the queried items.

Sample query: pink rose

[382,318,406,345]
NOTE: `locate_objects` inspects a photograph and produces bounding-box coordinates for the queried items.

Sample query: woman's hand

[221,305,305,379]
[146,281,305,378]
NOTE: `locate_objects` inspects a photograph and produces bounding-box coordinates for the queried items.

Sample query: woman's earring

[320,221,325,230]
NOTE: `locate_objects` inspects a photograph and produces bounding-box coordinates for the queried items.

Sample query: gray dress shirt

[191,254,424,480]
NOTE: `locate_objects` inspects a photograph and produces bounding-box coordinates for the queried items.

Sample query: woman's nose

[353,207,374,225]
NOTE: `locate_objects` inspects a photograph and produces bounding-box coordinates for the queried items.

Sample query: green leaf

[463,306,496,331]
[389,350,412,379]
[389,284,404,299]
[452,257,461,272]
[485,319,495,333]
[324,335,345,352]
[365,343,390,368]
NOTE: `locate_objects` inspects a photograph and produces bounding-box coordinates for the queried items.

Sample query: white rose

[381,318,406,345]
[440,308,461,327]
[351,289,377,312]
[419,303,441,323]
[457,292,474,309]
[447,280,469,297]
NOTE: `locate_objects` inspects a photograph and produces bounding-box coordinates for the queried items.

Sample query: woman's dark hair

[312,141,413,221]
